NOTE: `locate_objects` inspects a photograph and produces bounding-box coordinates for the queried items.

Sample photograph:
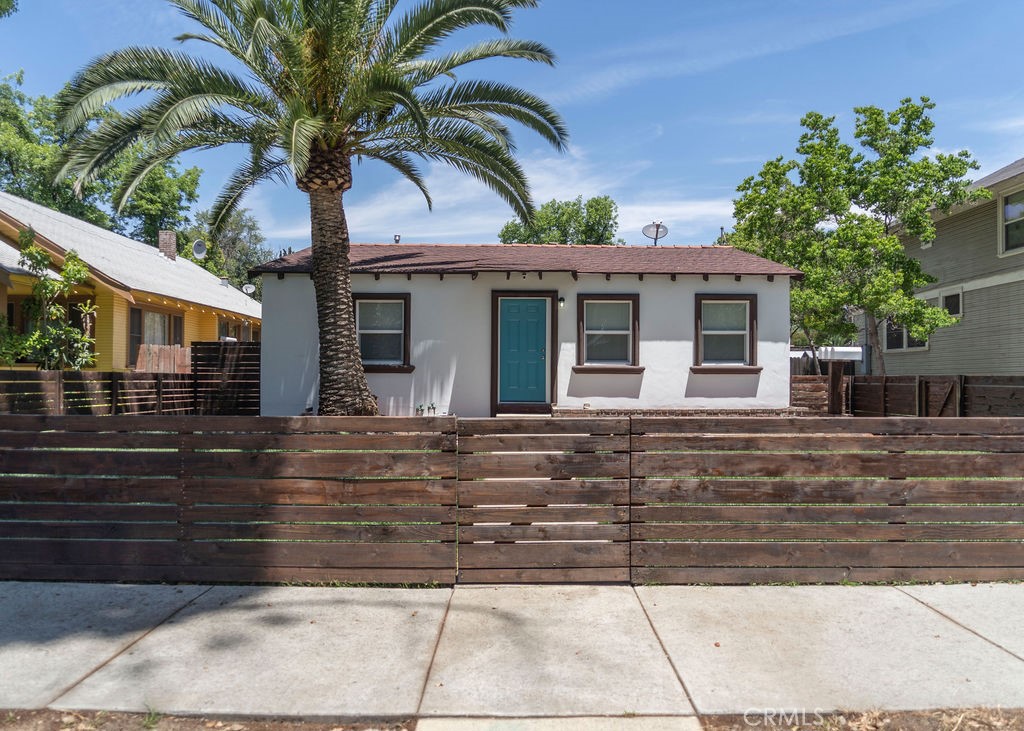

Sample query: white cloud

[249,144,736,247]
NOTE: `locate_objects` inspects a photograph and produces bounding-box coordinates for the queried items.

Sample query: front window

[695,295,756,366]
[353,294,412,372]
[580,297,636,365]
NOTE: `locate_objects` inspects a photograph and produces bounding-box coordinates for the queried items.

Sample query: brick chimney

[158,230,177,260]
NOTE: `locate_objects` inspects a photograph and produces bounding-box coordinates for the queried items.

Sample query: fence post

[827,362,843,415]
[156,373,164,415]
[56,370,64,415]
[110,371,120,415]
[915,375,923,417]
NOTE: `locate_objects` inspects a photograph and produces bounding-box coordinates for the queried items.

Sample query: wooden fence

[1,415,1021,585]
[192,341,260,416]
[849,375,1024,417]
[0,416,457,584]
[0,371,194,415]
[456,418,631,583]
[0,342,260,416]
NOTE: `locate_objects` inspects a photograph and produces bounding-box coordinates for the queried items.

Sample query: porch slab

[901,583,1024,659]
[418,585,693,717]
[53,586,451,717]
[636,585,1024,714]
[0,582,208,709]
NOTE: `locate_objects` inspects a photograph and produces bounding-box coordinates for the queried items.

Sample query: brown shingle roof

[252,243,801,277]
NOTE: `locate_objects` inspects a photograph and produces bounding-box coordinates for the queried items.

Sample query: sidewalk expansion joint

[44,585,216,709]
[414,585,455,715]
[896,586,1024,664]
[632,586,702,720]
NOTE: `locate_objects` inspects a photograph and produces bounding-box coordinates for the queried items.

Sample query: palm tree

[56,0,567,415]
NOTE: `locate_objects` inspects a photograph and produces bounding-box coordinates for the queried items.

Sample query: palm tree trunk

[307,185,378,416]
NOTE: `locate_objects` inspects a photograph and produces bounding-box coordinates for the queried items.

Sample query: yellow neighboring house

[0,190,261,370]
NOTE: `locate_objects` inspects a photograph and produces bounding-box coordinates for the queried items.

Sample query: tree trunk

[803,326,822,376]
[865,312,885,376]
[303,157,378,416]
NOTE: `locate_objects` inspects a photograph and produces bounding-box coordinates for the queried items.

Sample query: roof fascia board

[0,209,136,301]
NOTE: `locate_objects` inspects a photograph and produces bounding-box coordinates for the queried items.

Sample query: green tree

[732,97,987,374]
[17,229,97,370]
[57,0,567,415]
[0,0,16,19]
[183,207,272,298]
[0,75,202,246]
[499,195,623,244]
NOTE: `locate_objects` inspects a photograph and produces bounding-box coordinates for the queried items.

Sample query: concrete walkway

[2,583,1023,728]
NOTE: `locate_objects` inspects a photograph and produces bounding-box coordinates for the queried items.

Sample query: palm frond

[403,38,554,85]
[210,151,290,232]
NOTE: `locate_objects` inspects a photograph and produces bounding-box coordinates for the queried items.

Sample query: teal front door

[498,297,548,403]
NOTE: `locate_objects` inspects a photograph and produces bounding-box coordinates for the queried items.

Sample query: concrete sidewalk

[1,582,1023,728]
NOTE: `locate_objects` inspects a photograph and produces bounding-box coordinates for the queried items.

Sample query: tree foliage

[56,0,567,415]
[17,229,96,370]
[499,195,623,244]
[0,74,200,246]
[183,207,272,298]
[732,97,987,373]
[0,0,16,19]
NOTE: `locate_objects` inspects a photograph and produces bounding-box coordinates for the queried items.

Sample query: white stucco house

[253,243,801,417]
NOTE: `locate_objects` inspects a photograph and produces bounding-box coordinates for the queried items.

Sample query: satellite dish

[241,283,256,295]
[642,221,668,246]
[191,239,207,260]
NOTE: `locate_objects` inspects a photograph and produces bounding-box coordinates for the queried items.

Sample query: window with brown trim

[128,307,184,366]
[573,294,643,374]
[353,293,414,373]
[692,294,761,373]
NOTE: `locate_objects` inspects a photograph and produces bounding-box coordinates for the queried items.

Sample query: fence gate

[456,417,631,582]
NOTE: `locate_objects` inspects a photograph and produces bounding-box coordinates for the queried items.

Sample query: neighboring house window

[943,292,962,317]
[1001,189,1024,254]
[129,307,184,365]
[884,318,927,351]
[576,294,639,367]
[218,318,250,341]
[353,293,413,373]
[694,294,758,369]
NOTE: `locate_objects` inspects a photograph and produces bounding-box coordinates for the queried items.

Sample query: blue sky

[2,0,1022,252]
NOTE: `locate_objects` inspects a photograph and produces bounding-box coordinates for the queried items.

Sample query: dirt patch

[704,707,1024,730]
[0,710,412,731]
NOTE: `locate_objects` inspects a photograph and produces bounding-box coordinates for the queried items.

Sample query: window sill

[690,365,763,374]
[363,364,415,374]
[572,365,645,375]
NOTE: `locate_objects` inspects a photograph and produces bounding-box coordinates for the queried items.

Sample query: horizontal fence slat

[182,451,457,479]
[183,478,456,506]
[459,568,629,583]
[458,452,629,480]
[458,434,629,453]
[459,524,629,542]
[458,417,629,436]
[632,452,1024,479]
[458,506,630,524]
[456,479,629,506]
[630,523,1024,541]
[631,504,1024,523]
[631,567,1024,585]
[632,541,1024,568]
[631,478,1024,504]
[458,542,630,569]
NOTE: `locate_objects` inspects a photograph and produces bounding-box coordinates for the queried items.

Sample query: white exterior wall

[260,271,792,416]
